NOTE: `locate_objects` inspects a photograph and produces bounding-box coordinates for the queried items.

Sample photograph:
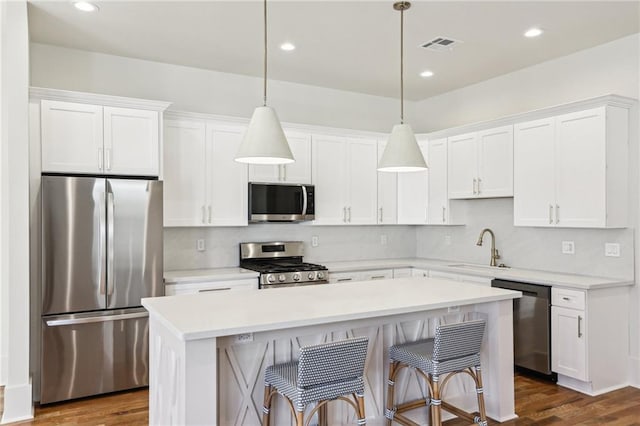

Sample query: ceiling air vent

[420,37,463,52]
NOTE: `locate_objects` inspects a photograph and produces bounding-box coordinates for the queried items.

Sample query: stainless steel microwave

[248,183,315,222]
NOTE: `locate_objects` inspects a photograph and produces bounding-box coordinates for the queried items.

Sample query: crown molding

[29,87,172,111]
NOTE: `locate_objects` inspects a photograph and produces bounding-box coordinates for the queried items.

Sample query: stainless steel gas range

[240,241,329,288]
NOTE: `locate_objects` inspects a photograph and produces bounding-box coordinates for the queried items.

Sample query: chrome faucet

[476,228,500,267]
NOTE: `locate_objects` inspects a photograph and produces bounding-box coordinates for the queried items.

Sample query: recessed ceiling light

[420,70,434,78]
[279,42,296,52]
[73,1,99,12]
[524,27,543,38]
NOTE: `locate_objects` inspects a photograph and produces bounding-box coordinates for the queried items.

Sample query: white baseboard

[629,355,640,388]
[1,382,33,424]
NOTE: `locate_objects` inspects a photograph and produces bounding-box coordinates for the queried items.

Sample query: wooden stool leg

[474,366,488,426]
[431,374,441,426]
[385,361,398,425]
[355,392,366,425]
[318,402,327,426]
[295,410,304,426]
[262,384,272,426]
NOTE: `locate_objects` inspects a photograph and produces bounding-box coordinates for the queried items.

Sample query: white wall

[413,33,640,387]
[1,0,33,422]
[164,225,416,271]
[30,43,401,133]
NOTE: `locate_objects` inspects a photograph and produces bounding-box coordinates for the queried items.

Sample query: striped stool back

[433,319,486,362]
[298,337,369,388]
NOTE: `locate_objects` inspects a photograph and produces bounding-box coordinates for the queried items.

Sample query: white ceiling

[28,1,639,100]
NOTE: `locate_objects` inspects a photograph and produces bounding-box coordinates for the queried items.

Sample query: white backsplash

[417,198,634,279]
[164,225,417,270]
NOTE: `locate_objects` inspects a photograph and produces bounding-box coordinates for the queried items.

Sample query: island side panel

[148,317,218,426]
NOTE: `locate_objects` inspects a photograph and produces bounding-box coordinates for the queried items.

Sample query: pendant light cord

[263,0,268,107]
[400,6,404,124]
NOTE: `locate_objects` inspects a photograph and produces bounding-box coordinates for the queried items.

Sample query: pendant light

[378,1,427,172]
[235,0,294,165]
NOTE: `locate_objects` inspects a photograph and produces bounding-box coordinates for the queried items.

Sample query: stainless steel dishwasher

[491,279,555,380]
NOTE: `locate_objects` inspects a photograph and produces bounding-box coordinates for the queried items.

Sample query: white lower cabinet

[329,269,393,283]
[428,270,492,286]
[165,278,258,296]
[551,286,629,395]
[411,268,429,278]
[392,268,413,278]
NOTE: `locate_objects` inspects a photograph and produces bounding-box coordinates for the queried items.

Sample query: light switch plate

[234,333,254,344]
[605,243,620,257]
[196,239,206,252]
[561,241,575,254]
[311,236,319,247]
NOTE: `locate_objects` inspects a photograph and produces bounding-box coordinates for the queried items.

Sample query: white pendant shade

[235,106,294,164]
[378,123,428,172]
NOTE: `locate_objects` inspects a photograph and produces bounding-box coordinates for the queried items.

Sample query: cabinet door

[347,138,378,224]
[427,138,449,224]
[397,139,429,224]
[248,163,280,183]
[41,100,103,174]
[282,131,312,184]
[411,268,430,278]
[163,120,207,226]
[555,108,606,227]
[312,135,348,225]
[552,306,587,381]
[377,140,397,224]
[448,132,478,199]
[329,271,360,283]
[206,123,248,226]
[104,107,159,176]
[513,118,556,226]
[477,125,513,198]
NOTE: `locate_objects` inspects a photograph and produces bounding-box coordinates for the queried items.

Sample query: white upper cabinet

[514,106,628,228]
[397,138,429,224]
[427,138,449,224]
[41,100,104,174]
[377,140,397,224]
[163,117,247,227]
[448,125,513,199]
[312,134,377,225]
[248,130,312,184]
[103,107,159,176]
[41,100,161,176]
[163,119,207,227]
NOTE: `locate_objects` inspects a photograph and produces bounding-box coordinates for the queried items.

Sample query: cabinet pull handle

[578,315,583,338]
[477,178,482,194]
[337,278,352,282]
[556,204,560,224]
[105,148,111,171]
[199,287,231,293]
[425,207,428,223]
[343,207,347,223]
[379,207,383,223]
[98,148,103,170]
[347,206,351,223]
[562,296,570,301]
[201,205,206,224]
[442,206,446,223]
[208,205,212,223]
[549,205,553,224]
[371,275,385,279]
[283,165,287,181]
[473,178,477,195]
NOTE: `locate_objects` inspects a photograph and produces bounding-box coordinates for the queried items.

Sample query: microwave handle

[301,185,308,216]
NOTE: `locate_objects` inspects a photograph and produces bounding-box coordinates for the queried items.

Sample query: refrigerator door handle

[45,311,149,327]
[99,193,107,295]
[107,190,115,296]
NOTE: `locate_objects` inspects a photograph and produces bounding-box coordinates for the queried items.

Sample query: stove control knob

[317,271,325,280]
[278,274,286,282]
[308,272,316,280]
[267,274,276,283]
[293,273,301,282]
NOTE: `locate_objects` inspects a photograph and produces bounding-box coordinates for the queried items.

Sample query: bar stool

[385,319,487,426]
[262,336,369,426]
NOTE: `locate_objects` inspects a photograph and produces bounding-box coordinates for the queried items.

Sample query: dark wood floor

[1,374,639,424]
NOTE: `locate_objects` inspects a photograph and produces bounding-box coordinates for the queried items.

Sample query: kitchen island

[142,277,520,425]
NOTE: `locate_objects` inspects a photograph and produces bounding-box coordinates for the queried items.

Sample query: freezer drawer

[40,309,149,404]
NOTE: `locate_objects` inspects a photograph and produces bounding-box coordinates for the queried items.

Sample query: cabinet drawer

[393,268,413,278]
[165,278,258,296]
[362,269,393,281]
[552,287,585,310]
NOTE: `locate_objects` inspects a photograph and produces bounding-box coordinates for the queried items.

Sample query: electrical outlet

[605,243,620,257]
[311,236,319,247]
[196,239,206,252]
[561,241,575,255]
[380,234,388,245]
[234,333,253,344]
[444,235,452,245]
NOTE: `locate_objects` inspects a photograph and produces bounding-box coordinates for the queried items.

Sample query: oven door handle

[301,185,308,216]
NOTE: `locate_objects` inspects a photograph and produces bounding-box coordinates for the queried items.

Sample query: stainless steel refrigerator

[40,175,163,404]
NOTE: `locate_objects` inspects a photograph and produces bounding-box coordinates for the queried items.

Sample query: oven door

[249,183,314,222]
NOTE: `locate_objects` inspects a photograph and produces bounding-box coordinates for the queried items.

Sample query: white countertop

[163,258,633,290]
[164,267,259,284]
[143,277,520,341]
